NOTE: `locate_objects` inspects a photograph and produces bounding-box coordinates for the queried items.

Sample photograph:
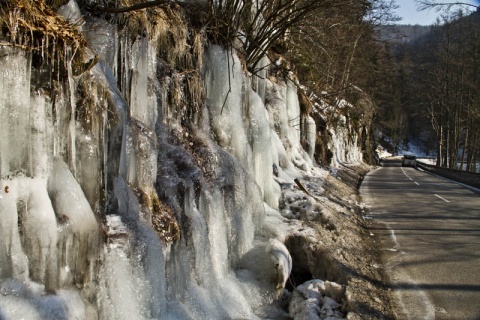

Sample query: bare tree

[415,0,479,12]
[85,0,352,73]
[409,10,480,169]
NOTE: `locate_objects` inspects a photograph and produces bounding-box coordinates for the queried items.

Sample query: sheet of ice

[89,61,128,180]
[328,115,363,167]
[0,280,95,320]
[48,159,99,289]
[98,179,167,320]
[266,238,292,290]
[0,179,30,282]
[260,203,296,241]
[289,280,345,320]
[0,178,57,291]
[129,37,158,130]
[33,93,54,176]
[305,116,317,161]
[265,79,308,177]
[126,119,158,190]
[162,183,261,319]
[248,86,281,208]
[57,0,83,26]
[76,128,100,206]
[203,45,254,171]
[98,225,150,320]
[0,49,31,177]
[286,79,301,145]
[251,55,269,102]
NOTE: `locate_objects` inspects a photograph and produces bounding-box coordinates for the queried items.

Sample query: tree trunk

[460,128,468,171]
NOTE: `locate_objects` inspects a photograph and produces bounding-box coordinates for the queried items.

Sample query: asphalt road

[360,158,480,320]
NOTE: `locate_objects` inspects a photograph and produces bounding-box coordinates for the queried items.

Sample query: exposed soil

[285,164,396,319]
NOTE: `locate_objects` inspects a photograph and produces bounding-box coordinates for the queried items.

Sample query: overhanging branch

[416,0,479,12]
[85,0,199,13]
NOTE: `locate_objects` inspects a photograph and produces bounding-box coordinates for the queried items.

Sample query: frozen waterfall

[0,1,366,319]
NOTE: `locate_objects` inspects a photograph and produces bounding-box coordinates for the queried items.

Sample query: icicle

[67,48,77,177]
[48,159,99,289]
[0,50,31,177]
[41,37,44,61]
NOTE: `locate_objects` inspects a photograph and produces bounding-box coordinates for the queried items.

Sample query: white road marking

[389,228,400,251]
[402,169,420,185]
[386,227,436,319]
[435,194,450,203]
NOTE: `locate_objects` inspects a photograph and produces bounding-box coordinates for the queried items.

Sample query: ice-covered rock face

[0,2,362,318]
[266,239,292,291]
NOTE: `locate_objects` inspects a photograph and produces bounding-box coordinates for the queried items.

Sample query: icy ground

[274,163,396,320]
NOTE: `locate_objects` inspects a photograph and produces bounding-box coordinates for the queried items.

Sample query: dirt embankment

[286,164,395,319]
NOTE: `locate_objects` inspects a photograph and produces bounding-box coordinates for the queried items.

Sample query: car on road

[402,152,417,168]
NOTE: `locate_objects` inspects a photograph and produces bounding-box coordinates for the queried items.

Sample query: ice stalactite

[249,84,281,209]
[328,114,364,168]
[129,37,158,130]
[30,93,53,179]
[203,45,254,172]
[154,133,267,318]
[0,49,58,292]
[48,159,100,290]
[0,49,32,177]
[97,180,167,320]
[302,115,317,162]
[265,78,313,179]
[287,79,302,146]
[203,45,282,208]
[0,162,100,317]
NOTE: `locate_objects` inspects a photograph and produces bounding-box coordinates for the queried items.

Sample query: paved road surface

[360,159,480,320]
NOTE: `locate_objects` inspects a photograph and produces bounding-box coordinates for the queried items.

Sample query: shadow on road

[380,159,402,167]
[392,283,480,292]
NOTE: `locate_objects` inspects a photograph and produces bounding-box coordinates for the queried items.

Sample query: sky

[395,0,480,25]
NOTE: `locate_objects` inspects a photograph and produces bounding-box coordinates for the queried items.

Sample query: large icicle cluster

[0,1,372,319]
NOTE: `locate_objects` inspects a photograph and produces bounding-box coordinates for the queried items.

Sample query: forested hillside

[377,8,480,171]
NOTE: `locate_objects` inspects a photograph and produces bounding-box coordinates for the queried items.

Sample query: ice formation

[289,280,345,320]
[0,1,369,319]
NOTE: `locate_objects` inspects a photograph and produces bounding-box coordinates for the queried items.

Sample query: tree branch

[415,0,479,12]
[85,0,197,13]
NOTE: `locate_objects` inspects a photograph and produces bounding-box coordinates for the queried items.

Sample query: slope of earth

[285,163,396,319]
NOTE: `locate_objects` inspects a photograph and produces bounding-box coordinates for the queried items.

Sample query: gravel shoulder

[284,163,396,319]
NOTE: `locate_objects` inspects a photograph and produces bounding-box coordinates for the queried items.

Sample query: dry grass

[151,193,181,243]
[118,1,206,71]
[115,0,207,122]
[76,73,112,130]
[0,0,85,52]
[186,72,204,112]
[134,186,180,243]
[0,0,98,78]
[169,72,184,118]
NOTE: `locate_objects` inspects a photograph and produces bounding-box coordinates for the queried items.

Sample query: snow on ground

[277,163,395,320]
[376,145,392,159]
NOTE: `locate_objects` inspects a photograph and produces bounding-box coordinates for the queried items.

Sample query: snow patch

[289,280,345,320]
